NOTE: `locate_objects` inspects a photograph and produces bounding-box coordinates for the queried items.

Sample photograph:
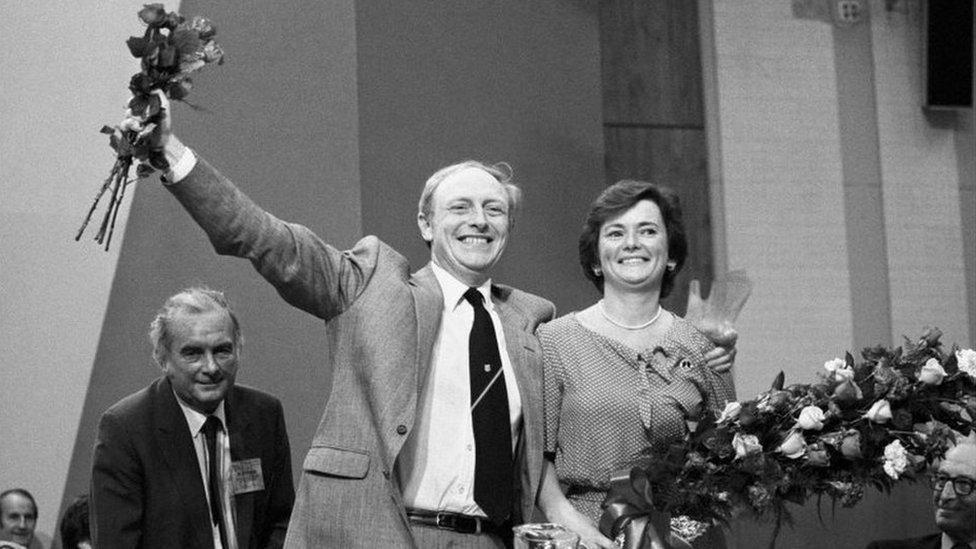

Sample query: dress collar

[942,533,976,549]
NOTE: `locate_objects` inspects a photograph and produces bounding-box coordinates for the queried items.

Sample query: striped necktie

[202,415,229,548]
[463,287,513,523]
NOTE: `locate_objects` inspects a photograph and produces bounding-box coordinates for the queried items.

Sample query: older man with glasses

[867,434,976,549]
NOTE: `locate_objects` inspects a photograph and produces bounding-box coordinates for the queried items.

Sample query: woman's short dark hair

[578,179,688,298]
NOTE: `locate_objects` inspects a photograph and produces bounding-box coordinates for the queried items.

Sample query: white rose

[796,405,826,431]
[956,349,976,379]
[824,357,854,381]
[732,433,762,460]
[824,358,844,372]
[882,439,909,479]
[119,114,145,132]
[918,358,946,385]
[777,430,806,459]
[864,399,893,423]
[717,401,742,423]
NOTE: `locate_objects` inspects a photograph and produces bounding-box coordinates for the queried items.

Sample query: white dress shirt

[397,262,522,516]
[174,395,238,549]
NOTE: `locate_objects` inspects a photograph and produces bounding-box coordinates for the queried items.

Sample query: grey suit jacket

[91,377,295,549]
[167,157,556,548]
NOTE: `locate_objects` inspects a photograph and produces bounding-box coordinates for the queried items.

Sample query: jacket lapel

[492,287,540,427]
[410,264,444,394]
[225,389,255,549]
[153,378,213,543]
[491,286,543,521]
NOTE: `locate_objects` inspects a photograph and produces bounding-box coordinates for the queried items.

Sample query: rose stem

[103,158,133,251]
[75,158,121,241]
[95,165,124,244]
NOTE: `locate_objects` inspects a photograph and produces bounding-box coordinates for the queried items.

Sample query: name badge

[230,458,265,495]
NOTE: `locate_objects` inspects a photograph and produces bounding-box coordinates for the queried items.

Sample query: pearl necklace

[598,300,663,330]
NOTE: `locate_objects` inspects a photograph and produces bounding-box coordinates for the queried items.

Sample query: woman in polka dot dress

[537,180,736,549]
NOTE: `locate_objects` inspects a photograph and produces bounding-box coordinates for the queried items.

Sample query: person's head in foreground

[59,494,91,549]
[0,489,37,548]
[930,434,976,544]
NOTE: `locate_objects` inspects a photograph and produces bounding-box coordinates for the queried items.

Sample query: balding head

[0,489,37,547]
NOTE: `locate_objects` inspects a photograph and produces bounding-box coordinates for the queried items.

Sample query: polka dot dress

[540,312,736,523]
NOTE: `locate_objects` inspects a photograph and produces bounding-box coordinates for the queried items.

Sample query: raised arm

[145,93,376,320]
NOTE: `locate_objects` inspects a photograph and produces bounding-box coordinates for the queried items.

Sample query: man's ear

[417,212,433,243]
[153,349,168,371]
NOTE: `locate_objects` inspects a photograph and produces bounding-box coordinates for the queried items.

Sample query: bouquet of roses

[76,4,223,250]
[601,328,976,548]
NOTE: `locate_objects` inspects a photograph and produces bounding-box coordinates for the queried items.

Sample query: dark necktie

[202,415,229,549]
[463,287,514,523]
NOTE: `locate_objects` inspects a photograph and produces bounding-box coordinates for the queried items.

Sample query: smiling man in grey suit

[147,94,555,548]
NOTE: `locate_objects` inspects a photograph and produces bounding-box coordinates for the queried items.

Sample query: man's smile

[459,235,493,244]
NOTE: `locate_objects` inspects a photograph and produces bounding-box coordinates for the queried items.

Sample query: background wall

[703,0,975,546]
[0,1,141,540]
[600,0,716,313]
[353,0,605,310]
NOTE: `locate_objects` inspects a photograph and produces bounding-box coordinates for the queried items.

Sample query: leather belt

[406,509,506,536]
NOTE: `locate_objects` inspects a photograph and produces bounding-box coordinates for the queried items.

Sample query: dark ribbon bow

[599,468,667,549]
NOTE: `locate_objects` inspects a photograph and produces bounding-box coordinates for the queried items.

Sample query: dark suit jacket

[91,377,295,549]
[865,533,942,549]
[167,157,556,547]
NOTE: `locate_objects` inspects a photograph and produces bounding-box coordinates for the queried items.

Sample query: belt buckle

[436,512,480,535]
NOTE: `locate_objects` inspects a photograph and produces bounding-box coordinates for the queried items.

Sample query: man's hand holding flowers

[77,4,220,250]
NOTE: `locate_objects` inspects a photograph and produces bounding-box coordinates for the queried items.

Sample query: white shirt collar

[942,533,976,549]
[429,262,492,312]
[173,390,227,438]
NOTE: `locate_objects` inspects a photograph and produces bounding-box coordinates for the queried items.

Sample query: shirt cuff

[161,139,197,184]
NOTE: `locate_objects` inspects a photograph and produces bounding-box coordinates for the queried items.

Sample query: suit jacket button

[396,425,408,435]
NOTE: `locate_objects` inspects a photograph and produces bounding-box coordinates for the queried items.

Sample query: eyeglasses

[929,474,976,496]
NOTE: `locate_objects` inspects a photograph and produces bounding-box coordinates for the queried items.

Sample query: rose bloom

[732,433,762,460]
[806,443,830,467]
[777,430,806,458]
[891,408,914,430]
[202,41,224,64]
[137,4,166,26]
[864,399,893,423]
[882,439,909,479]
[797,405,826,430]
[956,348,976,379]
[190,15,217,40]
[833,379,863,402]
[919,358,946,385]
[717,401,742,423]
[840,430,862,459]
[765,390,791,412]
[824,357,854,381]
